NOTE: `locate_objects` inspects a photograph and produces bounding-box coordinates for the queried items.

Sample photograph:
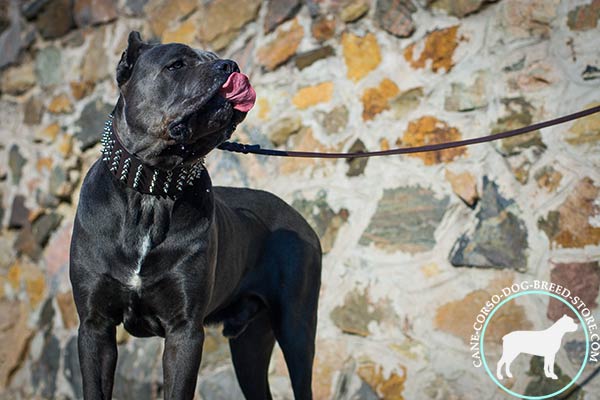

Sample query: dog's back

[213,186,321,251]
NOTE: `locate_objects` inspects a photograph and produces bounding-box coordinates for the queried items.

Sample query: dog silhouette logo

[496,314,578,380]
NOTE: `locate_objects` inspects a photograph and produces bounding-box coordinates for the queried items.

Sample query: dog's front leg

[163,323,205,399]
[78,321,117,400]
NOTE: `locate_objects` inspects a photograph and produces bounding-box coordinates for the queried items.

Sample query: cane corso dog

[70,31,322,400]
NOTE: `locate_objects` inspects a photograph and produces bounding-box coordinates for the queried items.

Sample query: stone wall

[1,0,599,399]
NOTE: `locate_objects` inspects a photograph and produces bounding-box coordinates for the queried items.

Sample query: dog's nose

[214,59,240,75]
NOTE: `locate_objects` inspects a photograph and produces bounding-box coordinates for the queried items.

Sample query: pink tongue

[219,72,256,113]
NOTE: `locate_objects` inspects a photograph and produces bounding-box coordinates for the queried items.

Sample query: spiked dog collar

[100,115,205,199]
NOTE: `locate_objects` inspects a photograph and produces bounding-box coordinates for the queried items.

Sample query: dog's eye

[167,60,185,71]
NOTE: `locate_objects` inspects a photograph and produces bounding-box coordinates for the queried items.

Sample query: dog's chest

[120,196,168,290]
[115,196,210,337]
[119,228,163,336]
[127,233,151,290]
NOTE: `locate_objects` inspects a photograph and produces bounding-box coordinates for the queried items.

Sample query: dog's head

[113,31,255,169]
[557,314,578,333]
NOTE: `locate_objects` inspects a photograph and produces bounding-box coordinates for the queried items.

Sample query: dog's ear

[116,31,147,86]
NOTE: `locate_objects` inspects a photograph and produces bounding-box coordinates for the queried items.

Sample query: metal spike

[133,165,143,189]
[187,165,198,186]
[192,162,203,178]
[163,171,172,194]
[106,139,114,154]
[176,169,187,191]
[120,158,131,181]
[110,149,122,173]
[149,170,158,193]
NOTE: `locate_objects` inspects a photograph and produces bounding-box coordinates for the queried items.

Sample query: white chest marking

[128,234,151,290]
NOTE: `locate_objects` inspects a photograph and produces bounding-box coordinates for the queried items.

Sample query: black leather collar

[101,115,205,199]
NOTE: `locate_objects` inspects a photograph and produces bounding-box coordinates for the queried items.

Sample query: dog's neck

[101,114,206,199]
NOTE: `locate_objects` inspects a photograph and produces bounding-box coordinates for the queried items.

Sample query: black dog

[70,31,322,400]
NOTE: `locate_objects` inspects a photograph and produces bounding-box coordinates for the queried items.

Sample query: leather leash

[217,105,600,159]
